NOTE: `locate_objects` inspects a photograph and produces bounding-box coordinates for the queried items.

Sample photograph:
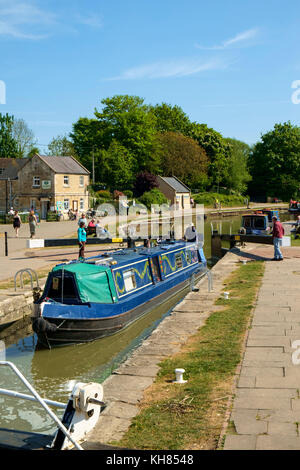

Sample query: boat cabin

[41,242,205,306]
[241,213,269,235]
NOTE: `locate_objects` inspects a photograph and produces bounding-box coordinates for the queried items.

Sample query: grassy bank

[193,192,246,208]
[114,261,265,450]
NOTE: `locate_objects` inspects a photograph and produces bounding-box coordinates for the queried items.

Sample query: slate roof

[0,158,28,179]
[159,176,190,193]
[38,155,89,175]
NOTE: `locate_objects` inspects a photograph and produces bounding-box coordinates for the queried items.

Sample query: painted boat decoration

[32,241,207,347]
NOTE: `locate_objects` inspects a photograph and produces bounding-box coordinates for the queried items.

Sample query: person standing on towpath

[77,221,87,260]
[271,215,284,261]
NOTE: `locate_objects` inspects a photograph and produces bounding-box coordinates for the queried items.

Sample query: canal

[0,211,292,436]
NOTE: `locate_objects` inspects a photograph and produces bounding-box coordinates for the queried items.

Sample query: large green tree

[225,138,251,194]
[48,134,74,156]
[94,95,160,173]
[249,121,300,199]
[150,103,192,135]
[0,113,18,158]
[188,123,231,190]
[101,140,134,191]
[157,131,208,190]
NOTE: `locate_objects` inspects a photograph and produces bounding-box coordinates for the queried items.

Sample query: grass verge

[114,261,265,450]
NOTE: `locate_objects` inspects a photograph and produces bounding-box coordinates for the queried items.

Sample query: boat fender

[32,316,58,334]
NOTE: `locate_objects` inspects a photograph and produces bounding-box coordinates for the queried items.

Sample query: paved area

[224,253,300,450]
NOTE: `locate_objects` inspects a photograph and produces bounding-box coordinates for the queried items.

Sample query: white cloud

[107,57,228,81]
[0,0,103,39]
[196,28,259,50]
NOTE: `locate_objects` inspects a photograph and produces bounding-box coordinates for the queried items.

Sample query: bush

[139,188,168,210]
[96,190,111,199]
[123,190,133,199]
[193,192,245,208]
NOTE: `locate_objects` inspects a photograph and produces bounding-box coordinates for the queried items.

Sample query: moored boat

[240,213,270,236]
[32,241,207,348]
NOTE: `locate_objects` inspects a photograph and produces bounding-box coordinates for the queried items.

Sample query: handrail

[14,268,39,291]
[0,361,83,450]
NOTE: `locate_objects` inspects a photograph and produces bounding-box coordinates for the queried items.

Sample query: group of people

[10,208,38,239]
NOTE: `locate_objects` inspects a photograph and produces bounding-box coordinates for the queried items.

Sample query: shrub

[139,188,168,210]
[96,190,111,199]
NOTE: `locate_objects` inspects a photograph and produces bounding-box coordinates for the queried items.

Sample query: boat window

[123,269,137,292]
[253,217,265,229]
[175,253,183,269]
[47,274,78,300]
[151,257,162,282]
[243,217,251,228]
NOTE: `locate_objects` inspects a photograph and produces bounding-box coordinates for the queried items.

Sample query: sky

[1,0,300,151]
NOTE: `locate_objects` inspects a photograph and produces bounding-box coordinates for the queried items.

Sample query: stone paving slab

[224,256,300,450]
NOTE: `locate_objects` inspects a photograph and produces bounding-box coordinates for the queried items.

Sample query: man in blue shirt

[78,221,87,259]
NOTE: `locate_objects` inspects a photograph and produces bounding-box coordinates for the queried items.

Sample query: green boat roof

[52,262,117,304]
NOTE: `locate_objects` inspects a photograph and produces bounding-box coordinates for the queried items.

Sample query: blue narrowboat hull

[33,242,207,347]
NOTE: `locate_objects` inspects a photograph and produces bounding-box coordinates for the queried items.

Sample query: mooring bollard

[5,232,8,257]
[173,368,187,384]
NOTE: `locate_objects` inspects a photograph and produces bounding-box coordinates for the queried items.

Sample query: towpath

[224,247,300,450]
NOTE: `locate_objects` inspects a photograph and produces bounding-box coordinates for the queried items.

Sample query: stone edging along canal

[85,249,247,447]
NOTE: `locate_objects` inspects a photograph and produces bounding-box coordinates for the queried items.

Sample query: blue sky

[1,0,300,150]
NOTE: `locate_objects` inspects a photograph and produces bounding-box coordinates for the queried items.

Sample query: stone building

[0,154,90,218]
[156,176,191,209]
[0,158,28,212]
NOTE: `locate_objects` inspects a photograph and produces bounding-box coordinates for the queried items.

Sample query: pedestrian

[78,213,88,228]
[78,221,87,259]
[13,210,21,237]
[271,216,284,261]
[28,210,38,239]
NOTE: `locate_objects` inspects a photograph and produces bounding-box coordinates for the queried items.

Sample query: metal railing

[0,361,83,450]
[14,268,39,291]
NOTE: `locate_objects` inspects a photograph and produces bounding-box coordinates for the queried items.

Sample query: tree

[94,95,161,173]
[157,132,208,190]
[48,134,74,156]
[225,138,251,194]
[28,146,40,158]
[188,123,231,190]
[150,103,192,135]
[0,113,18,158]
[134,171,158,197]
[249,121,300,200]
[101,140,134,191]
[12,118,36,158]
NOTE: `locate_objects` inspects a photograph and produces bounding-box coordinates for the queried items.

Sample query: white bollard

[223,292,230,300]
[173,368,187,384]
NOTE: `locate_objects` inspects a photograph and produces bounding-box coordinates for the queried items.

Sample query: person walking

[28,210,38,239]
[271,216,284,261]
[13,210,21,237]
[78,213,88,228]
[78,221,87,259]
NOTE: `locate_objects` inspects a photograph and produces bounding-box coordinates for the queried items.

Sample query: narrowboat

[289,201,300,213]
[32,241,207,348]
[240,213,270,235]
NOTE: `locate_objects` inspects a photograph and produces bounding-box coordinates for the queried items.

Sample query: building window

[64,175,69,186]
[64,199,70,211]
[0,168,4,175]
[33,176,40,187]
[30,199,36,210]
[80,198,84,210]
[79,175,84,187]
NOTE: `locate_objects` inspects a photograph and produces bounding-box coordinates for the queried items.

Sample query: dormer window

[64,175,69,186]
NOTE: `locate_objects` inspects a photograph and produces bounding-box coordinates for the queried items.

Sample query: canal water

[0,211,292,437]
